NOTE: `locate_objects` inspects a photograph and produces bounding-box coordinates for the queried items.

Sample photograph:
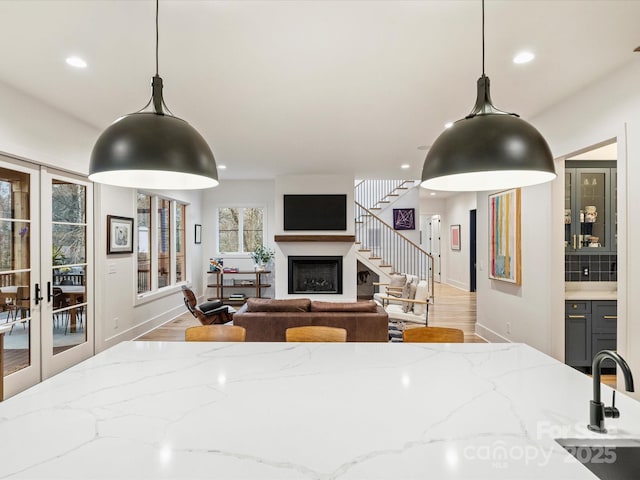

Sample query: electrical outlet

[506,322,511,334]
[114,317,119,329]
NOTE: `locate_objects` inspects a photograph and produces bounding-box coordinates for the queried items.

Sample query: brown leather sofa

[233,298,389,342]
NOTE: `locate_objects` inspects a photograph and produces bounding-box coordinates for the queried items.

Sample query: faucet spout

[589,350,635,433]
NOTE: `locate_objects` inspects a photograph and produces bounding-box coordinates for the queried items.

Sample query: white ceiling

[0,0,638,187]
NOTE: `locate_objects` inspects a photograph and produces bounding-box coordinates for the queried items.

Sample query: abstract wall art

[450,224,461,250]
[393,208,415,230]
[488,188,521,284]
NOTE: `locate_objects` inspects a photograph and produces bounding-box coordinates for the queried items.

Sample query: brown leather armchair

[181,286,231,325]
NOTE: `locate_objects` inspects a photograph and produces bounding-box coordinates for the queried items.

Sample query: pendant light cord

[151,0,165,114]
[481,0,485,76]
[155,0,159,76]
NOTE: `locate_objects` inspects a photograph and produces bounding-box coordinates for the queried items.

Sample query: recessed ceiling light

[513,51,535,64]
[218,165,227,170]
[444,122,454,129]
[66,56,87,68]
[401,164,410,169]
[429,192,437,196]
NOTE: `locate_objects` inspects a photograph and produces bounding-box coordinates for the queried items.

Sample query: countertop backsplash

[565,253,617,282]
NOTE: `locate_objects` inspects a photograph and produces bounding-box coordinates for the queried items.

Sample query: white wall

[274,174,357,301]
[0,79,96,174]
[476,60,640,398]
[201,180,276,300]
[94,186,204,352]
[377,186,420,245]
[475,182,554,353]
[443,192,476,291]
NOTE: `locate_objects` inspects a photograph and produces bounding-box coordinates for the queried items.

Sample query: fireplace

[288,256,343,294]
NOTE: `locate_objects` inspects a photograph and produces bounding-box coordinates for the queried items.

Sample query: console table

[207,270,270,305]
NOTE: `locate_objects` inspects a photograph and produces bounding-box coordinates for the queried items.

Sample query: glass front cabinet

[564,162,616,253]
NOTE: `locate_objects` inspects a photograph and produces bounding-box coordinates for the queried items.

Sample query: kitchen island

[0,341,638,479]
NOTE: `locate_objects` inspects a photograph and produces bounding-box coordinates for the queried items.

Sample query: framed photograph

[393,208,415,230]
[489,188,521,284]
[450,224,461,251]
[194,224,202,244]
[107,215,134,254]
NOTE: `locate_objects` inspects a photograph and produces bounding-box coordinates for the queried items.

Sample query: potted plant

[250,245,275,271]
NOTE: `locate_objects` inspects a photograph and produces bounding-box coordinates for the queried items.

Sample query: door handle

[568,315,586,319]
[34,283,44,305]
[573,235,576,249]
[603,315,617,320]
[47,281,53,302]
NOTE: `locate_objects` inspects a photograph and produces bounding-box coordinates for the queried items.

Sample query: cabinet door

[592,333,617,369]
[564,170,576,251]
[592,300,617,334]
[611,168,617,252]
[565,313,591,368]
[576,168,610,252]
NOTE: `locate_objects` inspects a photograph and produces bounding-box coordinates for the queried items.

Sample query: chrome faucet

[588,350,635,433]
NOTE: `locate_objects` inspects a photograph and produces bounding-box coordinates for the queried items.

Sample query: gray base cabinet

[565,300,617,371]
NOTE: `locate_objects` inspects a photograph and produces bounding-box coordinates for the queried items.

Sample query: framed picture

[107,215,134,254]
[194,224,202,244]
[393,208,415,230]
[488,188,521,284]
[450,224,461,250]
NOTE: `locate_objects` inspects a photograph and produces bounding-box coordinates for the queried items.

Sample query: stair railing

[355,201,434,302]
[354,179,413,212]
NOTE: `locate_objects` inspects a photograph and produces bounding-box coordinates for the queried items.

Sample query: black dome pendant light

[89,0,218,190]
[421,0,556,192]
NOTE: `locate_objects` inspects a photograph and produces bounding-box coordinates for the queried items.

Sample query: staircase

[354,180,434,303]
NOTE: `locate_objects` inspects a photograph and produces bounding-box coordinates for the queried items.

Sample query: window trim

[136,192,190,302]
[215,204,267,255]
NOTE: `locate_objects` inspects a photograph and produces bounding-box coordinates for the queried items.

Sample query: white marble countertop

[565,282,617,300]
[1,341,639,479]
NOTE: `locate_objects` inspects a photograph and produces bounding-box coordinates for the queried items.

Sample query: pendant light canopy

[89,0,218,190]
[421,1,556,192]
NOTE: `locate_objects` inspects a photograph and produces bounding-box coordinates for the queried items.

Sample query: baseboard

[475,323,510,343]
[98,303,185,352]
[443,279,470,291]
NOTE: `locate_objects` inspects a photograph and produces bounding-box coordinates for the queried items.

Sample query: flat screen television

[283,194,347,231]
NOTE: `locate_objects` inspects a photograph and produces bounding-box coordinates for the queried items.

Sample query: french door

[1,155,94,398]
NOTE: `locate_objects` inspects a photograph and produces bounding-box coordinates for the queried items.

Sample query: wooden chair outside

[285,326,347,342]
[185,325,246,342]
[402,326,464,343]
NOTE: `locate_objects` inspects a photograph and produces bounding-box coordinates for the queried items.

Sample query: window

[137,193,151,294]
[218,207,263,253]
[157,198,171,288]
[137,192,188,295]
[175,203,185,283]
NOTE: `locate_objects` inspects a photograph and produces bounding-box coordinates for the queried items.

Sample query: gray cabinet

[565,301,592,368]
[565,300,617,371]
[564,162,616,253]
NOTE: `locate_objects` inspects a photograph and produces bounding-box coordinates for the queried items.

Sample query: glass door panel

[564,171,573,250]
[0,159,41,397]
[578,170,606,250]
[51,180,87,353]
[612,168,617,250]
[41,169,93,380]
